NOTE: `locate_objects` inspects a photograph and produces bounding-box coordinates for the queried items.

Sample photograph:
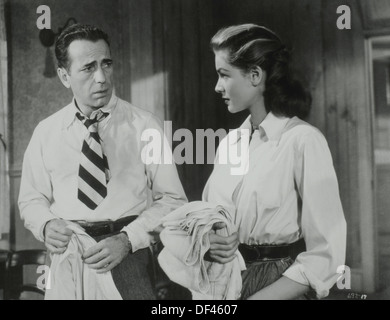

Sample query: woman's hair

[211,24,311,119]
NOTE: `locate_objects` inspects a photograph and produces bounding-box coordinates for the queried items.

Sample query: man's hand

[83,232,131,274]
[44,219,74,254]
[207,222,239,264]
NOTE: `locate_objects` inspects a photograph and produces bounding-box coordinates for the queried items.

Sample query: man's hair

[55,24,110,70]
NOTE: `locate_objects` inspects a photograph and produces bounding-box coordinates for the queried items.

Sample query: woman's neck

[249,97,267,127]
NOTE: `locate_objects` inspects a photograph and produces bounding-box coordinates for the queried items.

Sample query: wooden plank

[198,0,219,187]
[290,0,325,133]
[322,0,355,267]
[346,0,376,293]
[129,0,157,115]
[161,0,188,194]
[115,0,131,103]
[323,0,376,292]
[152,0,167,121]
[359,0,390,30]
[181,0,203,200]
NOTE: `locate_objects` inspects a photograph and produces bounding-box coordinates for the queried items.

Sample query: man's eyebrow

[82,61,97,68]
[102,58,113,63]
[217,68,229,73]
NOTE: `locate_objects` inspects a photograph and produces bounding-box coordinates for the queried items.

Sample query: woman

[203,24,347,300]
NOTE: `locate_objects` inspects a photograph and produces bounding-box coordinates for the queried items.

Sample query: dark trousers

[93,233,156,300]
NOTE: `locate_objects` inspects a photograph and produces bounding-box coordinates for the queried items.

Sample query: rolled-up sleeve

[122,115,188,252]
[282,130,347,299]
[18,123,57,242]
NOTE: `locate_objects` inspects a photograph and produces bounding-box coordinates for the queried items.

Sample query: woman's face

[214,50,259,113]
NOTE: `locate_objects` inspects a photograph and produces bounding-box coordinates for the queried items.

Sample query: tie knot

[76,111,109,132]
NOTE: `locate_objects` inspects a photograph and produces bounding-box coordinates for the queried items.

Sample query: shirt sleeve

[18,123,57,242]
[282,129,347,299]
[122,115,188,252]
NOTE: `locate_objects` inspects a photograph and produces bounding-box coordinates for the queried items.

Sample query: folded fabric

[158,201,246,300]
[45,224,122,300]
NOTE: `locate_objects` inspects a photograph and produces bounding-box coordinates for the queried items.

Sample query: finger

[84,249,108,265]
[96,260,120,274]
[208,253,236,264]
[45,243,66,254]
[210,237,239,250]
[209,233,238,247]
[62,227,74,236]
[209,248,237,260]
[50,222,73,236]
[83,243,104,259]
[46,237,69,249]
[212,222,227,230]
[210,240,239,254]
[88,256,112,270]
[47,231,71,243]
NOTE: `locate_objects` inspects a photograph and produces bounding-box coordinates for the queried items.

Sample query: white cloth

[158,201,246,300]
[202,112,347,299]
[18,94,187,252]
[45,225,122,300]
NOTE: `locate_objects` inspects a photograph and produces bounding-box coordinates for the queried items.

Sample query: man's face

[60,39,114,110]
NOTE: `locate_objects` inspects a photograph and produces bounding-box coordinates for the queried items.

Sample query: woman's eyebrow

[217,68,230,73]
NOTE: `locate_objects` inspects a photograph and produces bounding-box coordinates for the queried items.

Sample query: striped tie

[76,111,110,210]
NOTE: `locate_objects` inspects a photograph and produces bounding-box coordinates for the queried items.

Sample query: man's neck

[74,100,103,118]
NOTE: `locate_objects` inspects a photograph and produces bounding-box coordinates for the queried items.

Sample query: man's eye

[83,66,94,72]
[103,61,113,68]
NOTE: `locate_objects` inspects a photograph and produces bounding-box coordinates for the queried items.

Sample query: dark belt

[73,215,138,237]
[238,238,306,263]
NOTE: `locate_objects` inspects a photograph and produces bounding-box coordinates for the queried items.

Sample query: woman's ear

[57,68,71,89]
[249,66,263,87]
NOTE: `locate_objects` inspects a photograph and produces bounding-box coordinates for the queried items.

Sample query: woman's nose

[215,78,224,94]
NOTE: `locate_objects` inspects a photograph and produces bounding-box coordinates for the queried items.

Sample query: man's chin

[92,96,111,108]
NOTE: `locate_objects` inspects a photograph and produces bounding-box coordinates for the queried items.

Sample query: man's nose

[94,67,106,84]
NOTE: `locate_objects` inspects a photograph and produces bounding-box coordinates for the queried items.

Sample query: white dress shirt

[19,94,187,252]
[202,112,347,298]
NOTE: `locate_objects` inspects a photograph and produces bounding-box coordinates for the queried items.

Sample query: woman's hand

[207,222,239,264]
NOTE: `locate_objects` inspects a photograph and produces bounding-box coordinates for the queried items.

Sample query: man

[18,24,187,299]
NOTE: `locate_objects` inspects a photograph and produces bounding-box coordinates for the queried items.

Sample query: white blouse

[202,112,347,298]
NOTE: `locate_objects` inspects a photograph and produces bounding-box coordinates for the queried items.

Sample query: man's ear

[249,66,263,87]
[57,67,71,89]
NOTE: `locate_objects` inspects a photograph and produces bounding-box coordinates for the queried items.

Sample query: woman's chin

[227,104,246,114]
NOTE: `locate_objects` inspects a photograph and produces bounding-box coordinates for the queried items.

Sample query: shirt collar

[62,93,118,129]
[257,112,290,141]
[232,112,290,144]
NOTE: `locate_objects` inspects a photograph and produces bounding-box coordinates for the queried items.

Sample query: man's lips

[94,89,108,94]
